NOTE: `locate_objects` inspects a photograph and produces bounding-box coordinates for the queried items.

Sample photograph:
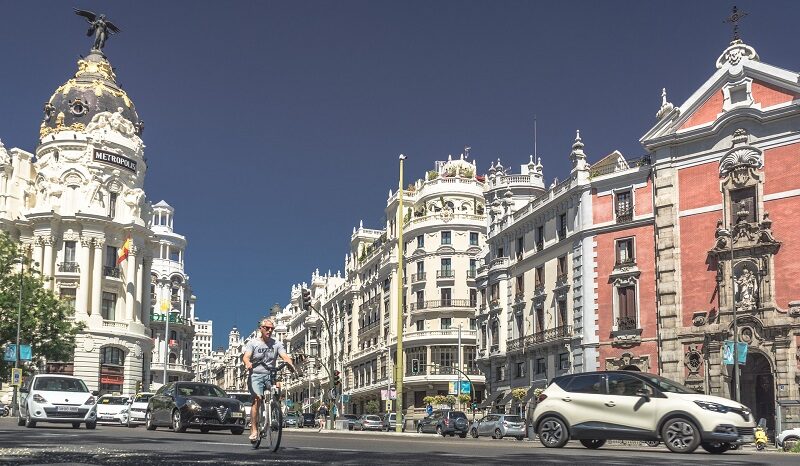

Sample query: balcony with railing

[614,256,636,268]
[358,320,381,335]
[513,292,525,305]
[436,269,455,279]
[408,299,472,312]
[410,272,426,283]
[558,227,567,241]
[507,324,573,352]
[466,270,476,279]
[489,299,501,311]
[489,257,509,272]
[616,204,633,223]
[611,316,642,346]
[57,262,80,273]
[103,266,120,278]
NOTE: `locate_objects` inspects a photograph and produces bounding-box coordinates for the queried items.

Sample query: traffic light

[301,288,312,310]
[411,358,419,374]
[135,380,142,393]
[333,370,341,386]
[471,402,478,411]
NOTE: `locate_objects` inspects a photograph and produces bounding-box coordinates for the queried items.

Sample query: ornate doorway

[736,351,774,432]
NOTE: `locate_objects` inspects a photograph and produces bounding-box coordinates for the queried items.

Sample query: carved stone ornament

[715,39,760,69]
[735,265,759,312]
[692,311,707,327]
[789,301,800,318]
[719,147,763,178]
[605,351,648,372]
[684,344,704,377]
[83,336,95,352]
[740,326,754,344]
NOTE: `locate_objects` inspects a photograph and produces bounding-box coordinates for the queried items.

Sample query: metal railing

[358,320,381,334]
[615,256,636,268]
[506,325,573,351]
[407,299,472,311]
[467,270,476,279]
[58,262,79,273]
[617,316,638,331]
[411,272,426,283]
[103,266,120,278]
[436,270,455,279]
[616,205,633,223]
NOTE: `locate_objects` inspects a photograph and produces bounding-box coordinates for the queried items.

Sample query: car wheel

[470,428,478,438]
[231,427,244,435]
[200,427,211,433]
[700,441,730,454]
[86,421,96,430]
[493,428,503,439]
[516,436,525,441]
[172,409,187,433]
[17,413,25,426]
[661,417,700,454]
[538,416,569,448]
[458,432,467,438]
[145,411,156,431]
[437,425,445,437]
[24,410,36,428]
[72,422,81,429]
[580,439,606,449]
[783,436,800,452]
[417,424,424,433]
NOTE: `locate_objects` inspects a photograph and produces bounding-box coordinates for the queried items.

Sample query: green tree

[0,233,83,381]
[365,399,379,414]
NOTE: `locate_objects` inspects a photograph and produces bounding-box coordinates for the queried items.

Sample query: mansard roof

[641,39,800,150]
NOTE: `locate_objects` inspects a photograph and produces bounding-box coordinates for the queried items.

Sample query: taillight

[444,418,449,426]
[537,393,547,403]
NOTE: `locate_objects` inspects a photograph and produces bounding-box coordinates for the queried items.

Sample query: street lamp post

[395,154,406,433]
[720,225,740,402]
[11,251,25,417]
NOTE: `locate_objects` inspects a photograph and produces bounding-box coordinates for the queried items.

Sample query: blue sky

[1,1,798,348]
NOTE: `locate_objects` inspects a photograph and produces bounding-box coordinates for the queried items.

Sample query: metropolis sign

[93,149,137,173]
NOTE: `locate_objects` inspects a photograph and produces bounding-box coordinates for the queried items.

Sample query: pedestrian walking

[317,404,328,431]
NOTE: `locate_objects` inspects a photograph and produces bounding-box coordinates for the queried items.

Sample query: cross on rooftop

[723,5,748,41]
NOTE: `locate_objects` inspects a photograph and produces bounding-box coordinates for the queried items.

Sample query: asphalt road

[0,417,792,465]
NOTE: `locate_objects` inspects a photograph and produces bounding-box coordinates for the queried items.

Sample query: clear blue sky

[1,1,797,348]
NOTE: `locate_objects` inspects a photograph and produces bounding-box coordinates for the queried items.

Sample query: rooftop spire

[723,5,748,43]
[569,130,587,170]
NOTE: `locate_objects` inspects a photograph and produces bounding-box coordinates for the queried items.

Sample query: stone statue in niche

[735,266,758,311]
[124,188,145,219]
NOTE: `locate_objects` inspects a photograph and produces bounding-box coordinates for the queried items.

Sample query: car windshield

[33,377,88,393]
[177,384,227,398]
[503,415,522,422]
[133,394,153,403]
[365,415,381,421]
[449,411,467,419]
[640,374,695,394]
[99,396,128,405]
[229,394,251,403]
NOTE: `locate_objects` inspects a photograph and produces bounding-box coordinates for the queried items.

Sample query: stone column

[141,257,152,326]
[125,245,138,322]
[32,236,44,272]
[42,236,54,290]
[91,238,105,317]
[76,237,92,321]
[134,252,144,323]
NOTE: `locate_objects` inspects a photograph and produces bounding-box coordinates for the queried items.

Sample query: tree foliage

[365,399,379,414]
[0,233,83,380]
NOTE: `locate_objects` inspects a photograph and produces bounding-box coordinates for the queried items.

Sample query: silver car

[470,414,526,440]
[353,414,383,431]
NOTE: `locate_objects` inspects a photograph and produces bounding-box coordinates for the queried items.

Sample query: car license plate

[741,435,754,443]
[231,412,243,418]
[101,416,113,420]
[57,406,79,412]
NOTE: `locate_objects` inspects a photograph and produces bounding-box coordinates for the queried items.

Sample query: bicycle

[249,361,294,451]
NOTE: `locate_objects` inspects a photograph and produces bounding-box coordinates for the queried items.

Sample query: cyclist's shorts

[248,372,272,397]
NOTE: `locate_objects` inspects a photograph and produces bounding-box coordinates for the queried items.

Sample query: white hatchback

[18,374,98,429]
[120,392,154,427]
[532,371,755,454]
[96,394,130,424]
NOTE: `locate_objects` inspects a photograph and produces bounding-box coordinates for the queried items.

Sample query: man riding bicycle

[243,318,296,442]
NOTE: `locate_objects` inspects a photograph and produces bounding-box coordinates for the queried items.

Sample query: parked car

[17,374,98,429]
[777,426,800,451]
[416,409,468,437]
[382,412,405,432]
[299,412,317,428]
[120,392,154,427]
[469,414,526,440]
[145,382,246,435]
[342,414,359,430]
[353,414,383,431]
[96,394,130,424]
[227,392,252,426]
[533,371,755,454]
[284,412,300,428]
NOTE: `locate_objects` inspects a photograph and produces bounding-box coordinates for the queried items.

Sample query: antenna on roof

[534,115,538,158]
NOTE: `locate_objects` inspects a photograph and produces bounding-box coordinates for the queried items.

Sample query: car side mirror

[19,387,29,393]
[635,388,650,398]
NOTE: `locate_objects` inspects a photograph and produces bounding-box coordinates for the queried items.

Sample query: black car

[299,412,316,428]
[145,382,246,435]
[417,409,468,437]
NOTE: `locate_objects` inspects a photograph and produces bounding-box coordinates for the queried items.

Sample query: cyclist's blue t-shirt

[244,337,286,374]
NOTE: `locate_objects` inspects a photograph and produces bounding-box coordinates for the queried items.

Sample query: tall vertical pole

[457,324,462,408]
[12,251,24,417]
[163,307,170,386]
[730,231,740,402]
[395,154,406,433]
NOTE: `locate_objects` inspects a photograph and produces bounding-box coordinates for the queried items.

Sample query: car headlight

[33,394,47,403]
[694,401,732,413]
[239,403,247,412]
[84,396,96,405]
[186,400,201,411]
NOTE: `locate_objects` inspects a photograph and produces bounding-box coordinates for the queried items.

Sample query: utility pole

[12,250,25,417]
[395,154,406,433]
[457,324,462,408]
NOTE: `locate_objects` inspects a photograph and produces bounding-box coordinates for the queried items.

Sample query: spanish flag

[117,236,132,265]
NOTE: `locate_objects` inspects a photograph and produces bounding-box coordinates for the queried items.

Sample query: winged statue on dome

[74,9,121,52]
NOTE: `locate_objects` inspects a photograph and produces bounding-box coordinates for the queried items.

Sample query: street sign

[723,341,748,365]
[11,368,22,386]
[341,394,351,404]
[380,389,396,400]
[20,344,32,361]
[448,381,471,395]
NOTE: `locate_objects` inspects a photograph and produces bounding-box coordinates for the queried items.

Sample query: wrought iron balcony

[436,269,455,279]
[615,256,636,268]
[534,283,545,294]
[103,266,120,278]
[507,324,573,351]
[555,273,569,287]
[558,228,567,240]
[58,262,80,273]
[616,205,633,223]
[467,270,476,279]
[616,316,638,331]
[410,272,426,283]
[407,299,472,311]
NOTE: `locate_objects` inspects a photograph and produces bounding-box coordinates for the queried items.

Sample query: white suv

[18,374,98,429]
[532,371,755,454]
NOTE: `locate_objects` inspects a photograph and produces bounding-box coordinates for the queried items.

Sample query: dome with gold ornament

[40,50,141,140]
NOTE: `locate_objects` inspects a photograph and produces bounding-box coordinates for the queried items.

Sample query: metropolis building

[0,38,201,394]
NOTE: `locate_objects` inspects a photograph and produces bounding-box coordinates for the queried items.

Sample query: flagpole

[395,154,406,433]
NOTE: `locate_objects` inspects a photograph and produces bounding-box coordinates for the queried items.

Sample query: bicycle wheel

[265,399,283,452]
[252,400,266,449]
